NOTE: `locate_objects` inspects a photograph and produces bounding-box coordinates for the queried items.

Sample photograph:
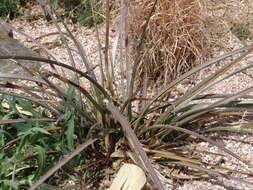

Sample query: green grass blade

[29,138,97,190]
[34,145,46,179]
[0,91,60,116]
[67,116,75,150]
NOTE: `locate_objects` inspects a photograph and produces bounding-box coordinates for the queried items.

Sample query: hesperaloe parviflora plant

[0,0,253,189]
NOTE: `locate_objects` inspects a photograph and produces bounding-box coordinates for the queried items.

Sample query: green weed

[231,23,252,40]
[64,0,103,27]
[0,0,20,20]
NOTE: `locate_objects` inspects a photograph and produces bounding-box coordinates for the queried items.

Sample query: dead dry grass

[129,0,210,89]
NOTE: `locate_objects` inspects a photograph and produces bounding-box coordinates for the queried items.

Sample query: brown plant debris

[129,0,210,88]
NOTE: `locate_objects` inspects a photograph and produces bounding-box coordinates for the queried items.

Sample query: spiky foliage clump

[129,0,210,87]
[0,0,253,189]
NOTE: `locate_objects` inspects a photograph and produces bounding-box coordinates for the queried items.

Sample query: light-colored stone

[0,23,42,75]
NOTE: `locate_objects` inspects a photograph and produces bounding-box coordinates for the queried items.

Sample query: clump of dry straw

[129,0,210,90]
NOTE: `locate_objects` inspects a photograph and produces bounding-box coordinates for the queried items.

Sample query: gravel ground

[8,3,253,190]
